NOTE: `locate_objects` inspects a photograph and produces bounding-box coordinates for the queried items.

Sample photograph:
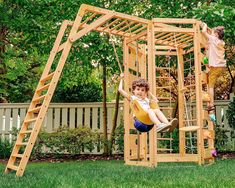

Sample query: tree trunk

[102,62,108,155]
[108,88,120,155]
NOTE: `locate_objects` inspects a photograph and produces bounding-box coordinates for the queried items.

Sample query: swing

[130,99,159,125]
[109,31,160,132]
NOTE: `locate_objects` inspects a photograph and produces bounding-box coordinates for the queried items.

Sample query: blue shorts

[134,118,154,132]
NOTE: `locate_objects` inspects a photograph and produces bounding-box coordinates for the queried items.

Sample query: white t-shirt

[208,35,226,67]
[131,95,150,112]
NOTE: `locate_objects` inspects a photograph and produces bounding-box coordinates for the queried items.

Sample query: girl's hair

[132,78,149,92]
[214,26,225,40]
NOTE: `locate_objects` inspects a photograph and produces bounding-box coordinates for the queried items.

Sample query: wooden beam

[155,51,177,56]
[126,31,147,44]
[82,4,149,24]
[154,27,194,33]
[70,12,115,42]
[153,18,197,24]
[177,47,186,156]
[194,22,204,165]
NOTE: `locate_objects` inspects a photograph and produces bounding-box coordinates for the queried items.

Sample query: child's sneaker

[168,118,178,132]
[156,123,171,132]
[209,114,216,122]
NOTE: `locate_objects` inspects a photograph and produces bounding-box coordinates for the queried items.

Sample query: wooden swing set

[5,4,215,176]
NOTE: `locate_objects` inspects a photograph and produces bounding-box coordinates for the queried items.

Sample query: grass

[0,159,235,188]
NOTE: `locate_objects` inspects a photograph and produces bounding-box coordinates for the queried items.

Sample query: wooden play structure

[5,4,215,176]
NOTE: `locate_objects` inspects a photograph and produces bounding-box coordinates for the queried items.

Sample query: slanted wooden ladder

[5,6,114,176]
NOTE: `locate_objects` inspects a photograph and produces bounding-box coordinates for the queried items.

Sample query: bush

[35,126,99,156]
[0,138,13,159]
[226,96,235,130]
[11,126,99,158]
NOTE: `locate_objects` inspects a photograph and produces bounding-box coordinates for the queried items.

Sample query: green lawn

[0,159,235,188]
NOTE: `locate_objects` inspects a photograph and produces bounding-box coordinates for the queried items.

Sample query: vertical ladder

[4,10,85,177]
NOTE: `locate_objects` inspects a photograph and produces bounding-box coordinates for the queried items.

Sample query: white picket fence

[0,100,234,151]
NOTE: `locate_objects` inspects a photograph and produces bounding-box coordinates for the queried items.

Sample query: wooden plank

[157,154,199,162]
[61,108,68,126]
[132,25,147,35]
[102,18,120,31]
[148,21,157,167]
[156,33,172,41]
[177,47,185,156]
[155,51,177,56]
[84,108,90,127]
[107,107,113,134]
[99,107,103,133]
[46,108,53,133]
[77,108,83,127]
[82,4,149,24]
[12,109,19,129]
[154,27,194,33]
[69,108,76,129]
[109,20,127,32]
[20,108,26,125]
[54,108,60,130]
[4,109,11,139]
[70,12,115,42]
[153,18,197,24]
[123,38,131,163]
[80,13,97,27]
[194,22,204,165]
[92,107,98,130]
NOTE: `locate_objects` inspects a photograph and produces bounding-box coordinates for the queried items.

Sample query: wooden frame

[5,4,214,176]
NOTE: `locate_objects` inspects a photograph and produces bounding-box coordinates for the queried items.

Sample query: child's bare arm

[118,75,131,101]
[149,92,159,102]
[201,22,210,39]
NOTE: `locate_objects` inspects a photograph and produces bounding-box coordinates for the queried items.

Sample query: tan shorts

[208,67,226,88]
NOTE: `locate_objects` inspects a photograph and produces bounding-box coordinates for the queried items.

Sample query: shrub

[12,126,99,158]
[226,96,235,130]
[0,138,13,159]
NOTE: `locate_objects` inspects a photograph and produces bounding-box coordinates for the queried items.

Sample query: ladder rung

[7,164,19,171]
[180,126,200,132]
[156,77,173,80]
[20,130,33,134]
[33,94,46,102]
[40,72,54,83]
[157,148,173,151]
[12,154,24,158]
[24,118,37,123]
[28,106,41,113]
[183,119,197,122]
[157,97,173,100]
[157,138,173,141]
[16,142,28,146]
[37,83,50,93]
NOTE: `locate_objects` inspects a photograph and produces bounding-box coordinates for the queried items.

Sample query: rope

[109,34,123,73]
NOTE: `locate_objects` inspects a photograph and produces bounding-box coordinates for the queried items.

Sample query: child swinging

[118,73,178,132]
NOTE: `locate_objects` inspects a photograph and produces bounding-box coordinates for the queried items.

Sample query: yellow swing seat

[130,99,159,125]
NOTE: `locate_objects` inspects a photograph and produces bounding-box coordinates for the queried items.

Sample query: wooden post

[147,21,157,167]
[194,21,204,165]
[123,38,130,164]
[177,47,185,156]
